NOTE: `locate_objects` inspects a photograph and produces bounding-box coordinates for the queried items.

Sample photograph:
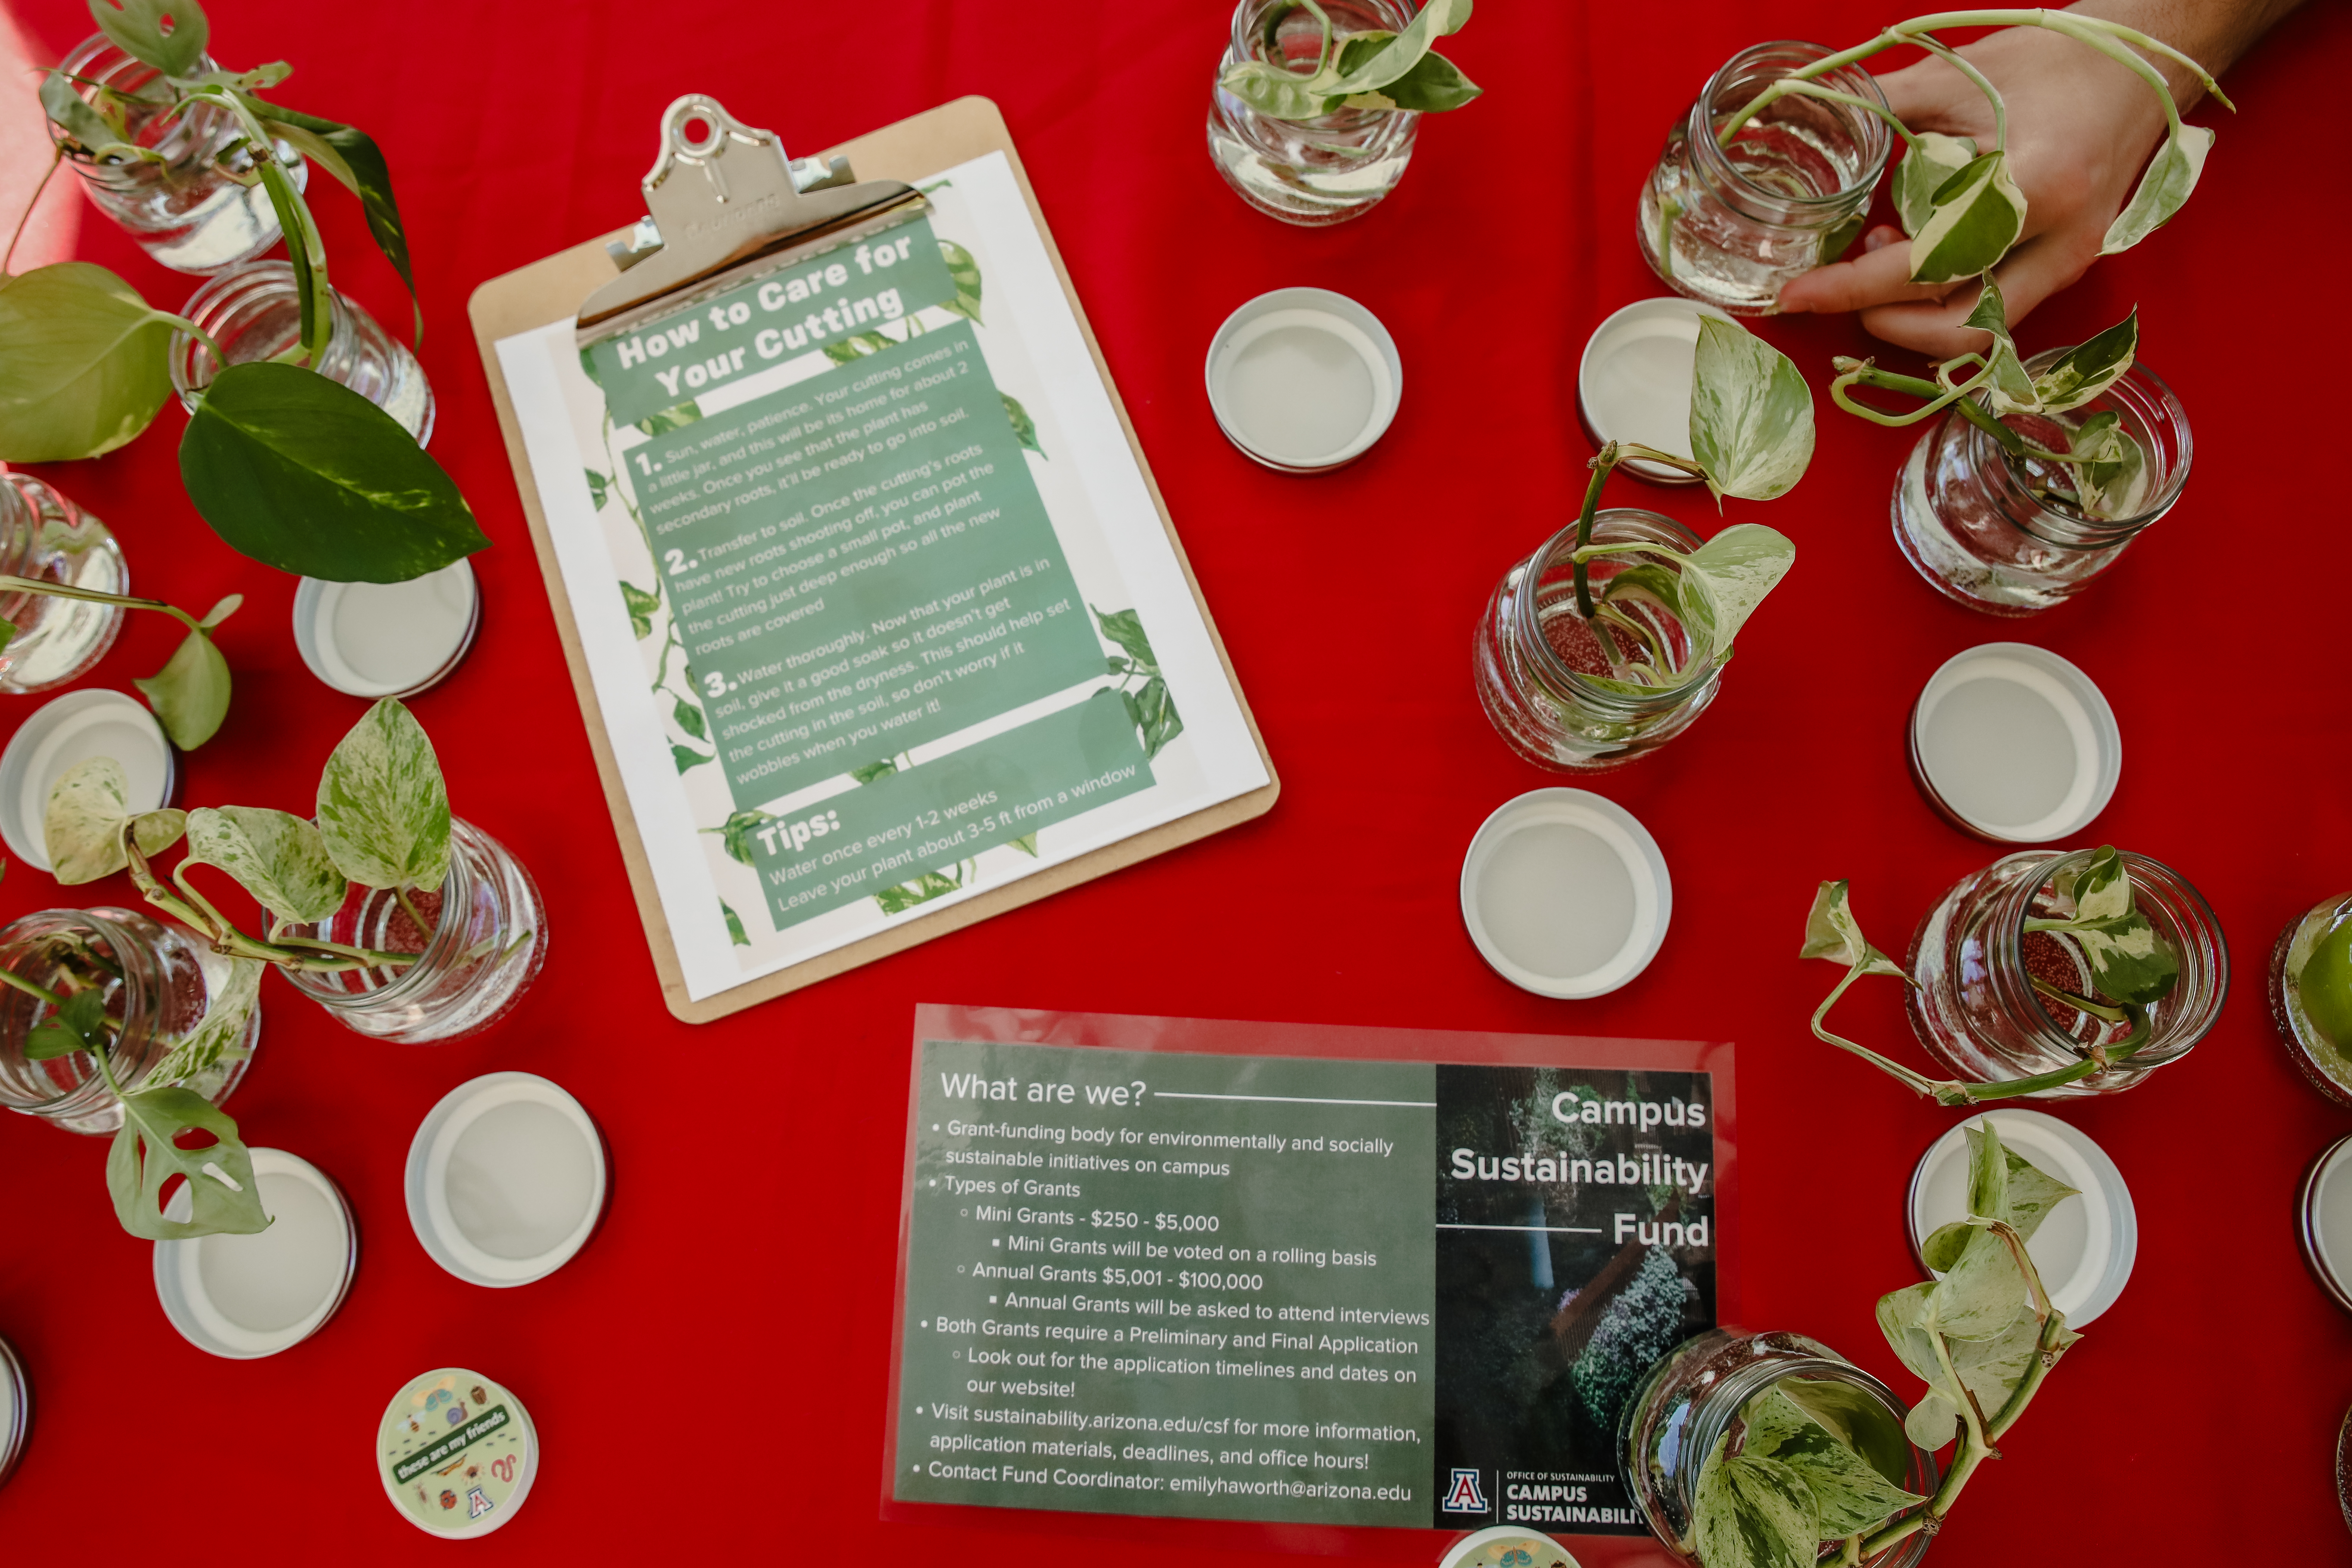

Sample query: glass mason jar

[277,820,545,1044]
[0,470,126,694]
[1638,41,1894,315]
[168,260,436,445]
[1906,847,2227,1098]
[1206,0,1420,225]
[2271,893,2352,1108]
[1474,510,1724,770]
[0,906,260,1136]
[1893,350,2192,617]
[1621,1328,1937,1568]
[45,36,307,275]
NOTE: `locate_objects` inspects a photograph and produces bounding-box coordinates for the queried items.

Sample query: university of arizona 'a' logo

[1442,1468,1488,1513]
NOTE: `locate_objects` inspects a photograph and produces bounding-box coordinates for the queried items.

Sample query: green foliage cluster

[1571,1246,1698,1435]
[1,0,485,587]
[1684,1122,2081,1568]
[3,699,463,1241]
[1219,0,1482,121]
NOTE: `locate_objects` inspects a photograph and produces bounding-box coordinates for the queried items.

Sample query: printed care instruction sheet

[890,1012,1733,1536]
[496,154,1268,1001]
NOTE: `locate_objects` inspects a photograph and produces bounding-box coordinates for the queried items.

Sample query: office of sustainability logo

[1441,1468,1489,1514]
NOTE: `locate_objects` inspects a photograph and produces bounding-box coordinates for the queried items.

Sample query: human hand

[1776,23,2177,358]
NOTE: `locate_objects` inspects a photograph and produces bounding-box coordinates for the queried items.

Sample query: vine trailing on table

[9,697,471,1240]
[1799,848,2181,1103]
[1218,0,1483,120]
[1684,1119,2081,1568]
[1830,279,2148,521]
[0,0,485,585]
[1558,317,1812,683]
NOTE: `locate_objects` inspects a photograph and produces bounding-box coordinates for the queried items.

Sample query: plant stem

[1572,446,1617,620]
[1985,1310,2073,1441]
[1809,960,1951,1099]
[395,886,436,940]
[1911,35,2007,150]
[1712,13,2226,148]
[2,146,64,276]
[1770,80,1923,150]
[0,965,71,1011]
[127,832,419,973]
[2026,974,2129,1024]
[0,576,212,637]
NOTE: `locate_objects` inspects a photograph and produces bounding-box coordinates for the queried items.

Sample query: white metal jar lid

[407,1072,608,1287]
[1205,287,1401,472]
[1908,642,2120,843]
[292,559,481,700]
[152,1148,357,1358]
[1906,1109,2135,1327]
[376,1367,538,1537]
[1460,789,1672,999]
[2298,1134,2352,1317]
[1440,1524,1583,1568]
[1577,296,1737,485]
[0,688,174,871]
[0,1334,26,1493]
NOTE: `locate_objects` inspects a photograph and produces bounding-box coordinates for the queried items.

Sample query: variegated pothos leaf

[1675,524,1795,664]
[2103,124,2214,255]
[1894,132,1977,236]
[42,757,187,885]
[1909,151,2027,285]
[314,698,452,892]
[1693,1433,1818,1568]
[1688,317,1814,503]
[184,806,348,924]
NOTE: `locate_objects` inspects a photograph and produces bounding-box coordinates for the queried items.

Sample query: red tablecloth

[1,0,2344,1558]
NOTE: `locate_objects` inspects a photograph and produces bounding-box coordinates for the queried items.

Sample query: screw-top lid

[1908,643,2120,843]
[0,689,174,871]
[376,1367,536,1537]
[1577,296,1736,484]
[407,1073,610,1288]
[292,560,480,700]
[1205,287,1401,472]
[1460,788,1672,998]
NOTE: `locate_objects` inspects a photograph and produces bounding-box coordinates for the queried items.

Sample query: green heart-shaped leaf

[0,263,179,461]
[1962,273,2038,416]
[2032,309,2138,414]
[1964,1125,2079,1245]
[1928,1223,2028,1341]
[1693,1433,1819,1568]
[131,594,239,749]
[1689,317,1814,503]
[1799,879,1905,976]
[108,1084,271,1241]
[1676,523,1796,661]
[1909,151,2026,285]
[1324,0,1471,97]
[43,757,187,885]
[87,0,210,78]
[2103,123,2214,255]
[1894,132,1977,236]
[146,955,261,1088]
[315,697,451,892]
[185,805,348,924]
[1739,1385,1925,1537]
[25,987,109,1062]
[178,360,487,583]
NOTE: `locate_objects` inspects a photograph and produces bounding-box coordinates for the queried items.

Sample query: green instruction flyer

[888,1011,1734,1538]
[497,153,1271,1002]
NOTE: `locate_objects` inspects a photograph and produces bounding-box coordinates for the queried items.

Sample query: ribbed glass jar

[1906,847,2227,1098]
[45,36,307,275]
[2272,893,2352,1108]
[1474,510,1724,770]
[1206,0,1420,225]
[276,820,545,1043]
[168,260,436,444]
[0,907,259,1136]
[1892,350,2191,616]
[1621,1328,1937,1568]
[1638,41,1894,314]
[0,470,126,694]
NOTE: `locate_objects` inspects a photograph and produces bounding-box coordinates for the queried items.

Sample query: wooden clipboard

[468,95,1278,1024]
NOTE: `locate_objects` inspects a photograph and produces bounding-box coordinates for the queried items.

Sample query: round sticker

[375,1367,536,1537]
[1439,1525,1583,1568]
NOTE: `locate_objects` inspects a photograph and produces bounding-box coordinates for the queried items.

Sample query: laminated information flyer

[888,1008,1735,1539]
[494,152,1270,1002]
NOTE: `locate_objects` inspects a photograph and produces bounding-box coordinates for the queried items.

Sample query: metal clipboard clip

[574,94,927,350]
